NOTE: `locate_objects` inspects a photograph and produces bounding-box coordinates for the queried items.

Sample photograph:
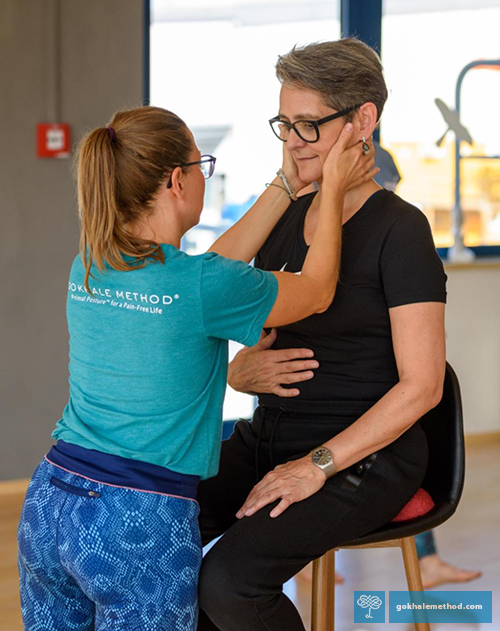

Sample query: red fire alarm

[37,123,71,158]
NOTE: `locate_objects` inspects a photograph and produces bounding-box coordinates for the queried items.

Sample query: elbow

[428,382,444,410]
[400,375,444,416]
[314,289,336,314]
[419,381,444,413]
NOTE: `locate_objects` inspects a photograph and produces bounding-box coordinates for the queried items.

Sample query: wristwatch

[311,446,338,478]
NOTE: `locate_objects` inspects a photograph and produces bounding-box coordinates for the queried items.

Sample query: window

[382,1,500,251]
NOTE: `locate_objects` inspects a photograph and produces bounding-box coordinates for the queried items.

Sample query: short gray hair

[276,39,388,122]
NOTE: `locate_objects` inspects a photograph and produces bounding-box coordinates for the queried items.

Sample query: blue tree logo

[357,594,383,618]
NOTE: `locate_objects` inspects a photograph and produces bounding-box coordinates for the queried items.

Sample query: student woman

[17,105,372,631]
[196,39,447,631]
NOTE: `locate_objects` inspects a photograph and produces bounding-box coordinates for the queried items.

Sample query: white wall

[445,263,500,435]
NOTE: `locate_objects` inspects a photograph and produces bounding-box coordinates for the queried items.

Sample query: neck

[315,179,382,224]
[130,201,184,248]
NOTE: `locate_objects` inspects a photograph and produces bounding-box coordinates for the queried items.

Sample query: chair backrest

[419,362,465,508]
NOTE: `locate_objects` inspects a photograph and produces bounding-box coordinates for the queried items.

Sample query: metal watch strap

[311,446,338,478]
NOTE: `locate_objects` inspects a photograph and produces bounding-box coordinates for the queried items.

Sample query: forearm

[208,177,292,263]
[300,184,344,309]
[322,378,442,471]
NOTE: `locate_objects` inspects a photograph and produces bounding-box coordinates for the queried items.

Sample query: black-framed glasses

[166,154,216,189]
[269,104,363,143]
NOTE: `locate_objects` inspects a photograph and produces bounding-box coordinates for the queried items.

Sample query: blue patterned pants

[18,459,202,631]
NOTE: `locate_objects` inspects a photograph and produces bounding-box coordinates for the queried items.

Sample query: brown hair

[275,38,388,122]
[75,106,193,293]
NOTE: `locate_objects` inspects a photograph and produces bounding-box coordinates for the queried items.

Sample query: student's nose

[286,129,307,152]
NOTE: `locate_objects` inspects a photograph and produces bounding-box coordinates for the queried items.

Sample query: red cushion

[391,488,435,522]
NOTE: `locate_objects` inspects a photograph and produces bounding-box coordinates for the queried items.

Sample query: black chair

[311,362,465,631]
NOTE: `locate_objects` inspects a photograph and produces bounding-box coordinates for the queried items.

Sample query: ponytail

[75,107,192,293]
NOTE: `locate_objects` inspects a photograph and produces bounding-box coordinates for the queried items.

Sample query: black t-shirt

[255,189,447,406]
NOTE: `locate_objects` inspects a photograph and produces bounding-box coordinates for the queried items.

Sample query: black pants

[197,402,428,631]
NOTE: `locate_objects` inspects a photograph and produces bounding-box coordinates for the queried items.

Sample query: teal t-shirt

[52,245,278,480]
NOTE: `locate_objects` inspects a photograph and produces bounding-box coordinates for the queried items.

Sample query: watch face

[313,448,332,466]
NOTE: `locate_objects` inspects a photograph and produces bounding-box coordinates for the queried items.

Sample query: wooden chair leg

[311,550,335,631]
[400,537,431,631]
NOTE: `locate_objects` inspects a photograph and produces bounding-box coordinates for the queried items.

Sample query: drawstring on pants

[255,407,285,483]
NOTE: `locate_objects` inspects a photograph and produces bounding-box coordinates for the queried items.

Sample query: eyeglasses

[166,154,216,189]
[269,104,363,143]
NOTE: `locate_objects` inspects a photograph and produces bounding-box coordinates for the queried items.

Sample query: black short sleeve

[380,209,447,308]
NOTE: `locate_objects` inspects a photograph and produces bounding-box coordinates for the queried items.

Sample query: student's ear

[355,102,378,139]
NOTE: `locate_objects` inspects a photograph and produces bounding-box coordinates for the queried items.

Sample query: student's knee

[199,551,252,625]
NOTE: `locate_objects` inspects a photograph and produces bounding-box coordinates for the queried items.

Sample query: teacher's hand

[228,329,318,397]
[322,126,377,193]
[236,455,326,519]
[281,142,308,195]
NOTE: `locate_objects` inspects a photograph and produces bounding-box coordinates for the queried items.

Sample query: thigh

[198,419,259,545]
[53,477,202,631]
[18,460,94,631]
[202,440,427,593]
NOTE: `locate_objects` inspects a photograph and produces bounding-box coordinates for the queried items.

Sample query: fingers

[351,156,377,184]
[344,140,376,186]
[270,358,318,396]
[236,484,280,518]
[271,386,301,397]
[256,327,277,350]
[240,487,282,517]
[280,370,315,384]
[331,122,354,154]
[237,485,296,519]
[346,167,380,192]
[270,497,293,518]
[280,359,319,373]
[237,491,294,519]
[235,457,323,520]
[364,166,380,182]
[342,137,373,163]
[270,368,317,397]
[257,329,268,343]
[273,348,315,362]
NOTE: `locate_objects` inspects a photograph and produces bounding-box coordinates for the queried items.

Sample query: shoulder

[372,190,429,227]
[369,191,435,248]
[68,253,87,283]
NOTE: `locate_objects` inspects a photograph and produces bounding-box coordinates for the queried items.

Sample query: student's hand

[322,125,378,193]
[236,454,326,519]
[228,329,318,397]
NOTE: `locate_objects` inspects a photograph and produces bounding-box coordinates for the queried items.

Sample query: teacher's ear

[167,166,186,199]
